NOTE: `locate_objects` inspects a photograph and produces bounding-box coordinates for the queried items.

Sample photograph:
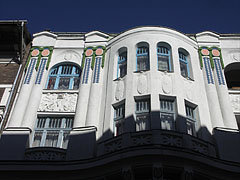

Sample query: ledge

[25,147,66,161]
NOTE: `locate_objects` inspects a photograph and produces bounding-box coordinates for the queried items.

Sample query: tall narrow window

[32,117,73,149]
[118,50,127,78]
[136,43,149,71]
[157,43,172,71]
[185,104,196,135]
[179,51,190,78]
[113,104,125,136]
[160,98,176,130]
[135,98,150,131]
[46,64,81,90]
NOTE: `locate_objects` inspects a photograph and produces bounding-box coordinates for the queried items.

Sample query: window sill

[181,76,194,81]
[113,76,127,81]
[158,69,174,73]
[42,89,79,93]
[134,69,150,73]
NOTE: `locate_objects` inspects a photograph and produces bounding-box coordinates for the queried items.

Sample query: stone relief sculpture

[38,93,78,112]
[137,74,147,94]
[229,93,240,112]
[162,73,172,94]
[231,52,240,62]
[115,80,124,101]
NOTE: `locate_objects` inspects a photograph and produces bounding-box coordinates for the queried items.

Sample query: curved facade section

[0,27,240,180]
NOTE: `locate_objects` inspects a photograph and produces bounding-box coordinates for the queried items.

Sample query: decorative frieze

[25,147,66,161]
[229,92,240,113]
[38,93,78,112]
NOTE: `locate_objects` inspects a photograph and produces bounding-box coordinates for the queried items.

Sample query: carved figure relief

[115,80,124,101]
[231,52,240,62]
[162,73,172,94]
[137,74,147,94]
[38,93,78,112]
[229,93,240,112]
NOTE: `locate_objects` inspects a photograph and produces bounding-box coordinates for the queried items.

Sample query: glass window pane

[58,77,70,90]
[158,55,169,71]
[137,56,149,71]
[180,61,188,77]
[32,131,43,147]
[136,114,150,131]
[160,112,174,130]
[47,77,56,90]
[115,119,124,136]
[73,77,80,90]
[62,131,70,149]
[45,131,59,147]
[119,63,127,77]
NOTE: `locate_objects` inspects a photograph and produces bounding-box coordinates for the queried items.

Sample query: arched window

[224,62,240,89]
[46,64,81,90]
[178,49,191,78]
[136,42,149,71]
[117,47,127,78]
[157,42,172,72]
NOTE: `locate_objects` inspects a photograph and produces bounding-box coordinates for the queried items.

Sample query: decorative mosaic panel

[24,58,37,84]
[213,58,225,85]
[203,57,214,84]
[93,57,102,83]
[35,58,47,84]
[82,58,91,84]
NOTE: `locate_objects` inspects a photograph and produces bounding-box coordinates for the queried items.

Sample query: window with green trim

[46,64,81,90]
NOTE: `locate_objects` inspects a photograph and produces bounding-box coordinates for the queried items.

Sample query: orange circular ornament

[41,49,50,56]
[85,49,93,56]
[31,49,39,57]
[95,48,103,56]
[212,49,220,57]
[201,49,209,56]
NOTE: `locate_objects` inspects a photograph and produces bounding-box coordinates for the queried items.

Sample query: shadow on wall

[0,112,239,164]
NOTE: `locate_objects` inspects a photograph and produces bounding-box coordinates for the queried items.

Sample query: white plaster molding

[229,93,240,113]
[162,73,172,94]
[38,93,78,112]
[231,52,240,62]
[115,80,124,101]
[137,73,147,94]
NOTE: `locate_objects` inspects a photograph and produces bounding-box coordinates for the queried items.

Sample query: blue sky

[1,0,240,35]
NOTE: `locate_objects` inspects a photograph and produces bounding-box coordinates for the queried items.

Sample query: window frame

[157,46,171,72]
[179,51,190,78]
[113,103,125,136]
[160,97,176,131]
[117,51,127,78]
[136,46,150,71]
[46,64,81,90]
[135,98,151,131]
[31,116,73,149]
[185,103,197,136]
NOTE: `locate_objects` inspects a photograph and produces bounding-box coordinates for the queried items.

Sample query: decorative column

[199,47,224,128]
[21,47,53,130]
[85,47,106,128]
[73,47,94,127]
[211,48,238,128]
[8,48,39,127]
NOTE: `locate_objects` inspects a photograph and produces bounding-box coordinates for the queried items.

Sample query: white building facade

[0,27,240,179]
